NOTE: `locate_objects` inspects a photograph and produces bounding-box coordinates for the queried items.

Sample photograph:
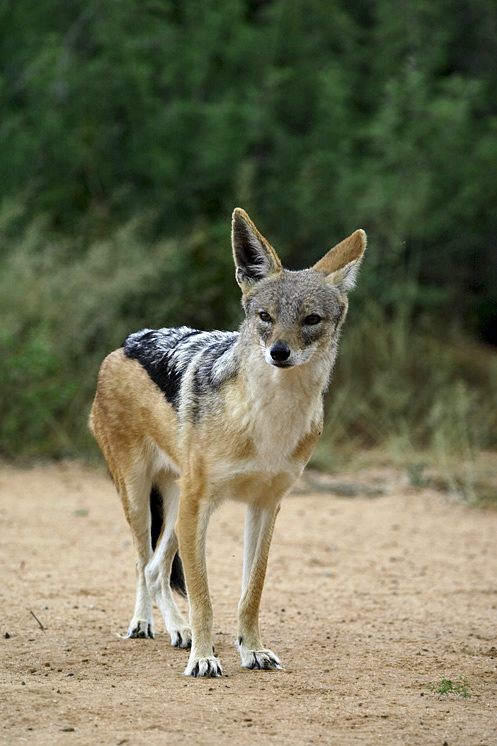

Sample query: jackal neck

[220,338,330,473]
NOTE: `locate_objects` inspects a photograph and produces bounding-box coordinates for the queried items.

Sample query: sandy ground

[1,461,496,745]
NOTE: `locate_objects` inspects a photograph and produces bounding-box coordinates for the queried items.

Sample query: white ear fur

[326,256,363,293]
[313,229,367,293]
[232,208,282,292]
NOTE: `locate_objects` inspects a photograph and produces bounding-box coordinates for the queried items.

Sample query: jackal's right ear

[232,208,282,293]
[313,229,367,293]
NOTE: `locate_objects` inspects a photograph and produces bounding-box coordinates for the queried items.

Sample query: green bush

[1,210,495,462]
[0,212,242,458]
[1,0,496,462]
[1,0,497,330]
[312,303,497,467]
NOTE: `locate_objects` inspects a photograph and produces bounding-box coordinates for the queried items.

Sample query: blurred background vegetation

[1,0,496,485]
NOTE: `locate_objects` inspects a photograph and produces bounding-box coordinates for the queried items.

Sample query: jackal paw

[170,625,192,649]
[126,619,154,639]
[239,647,282,670]
[184,655,222,678]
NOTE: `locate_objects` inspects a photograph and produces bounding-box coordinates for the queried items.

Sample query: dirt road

[1,462,496,745]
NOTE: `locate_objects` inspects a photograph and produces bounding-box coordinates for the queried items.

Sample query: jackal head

[232,208,366,369]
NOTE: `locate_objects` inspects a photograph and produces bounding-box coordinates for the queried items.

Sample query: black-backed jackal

[89,209,366,677]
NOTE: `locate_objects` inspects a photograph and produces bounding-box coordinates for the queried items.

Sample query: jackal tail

[149,485,187,599]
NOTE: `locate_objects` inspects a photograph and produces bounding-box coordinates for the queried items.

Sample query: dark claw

[211,663,222,678]
[173,631,191,649]
[262,657,276,670]
[128,624,154,639]
[188,658,222,677]
[247,652,280,670]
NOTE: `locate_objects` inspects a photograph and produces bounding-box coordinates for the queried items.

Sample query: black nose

[270,344,291,362]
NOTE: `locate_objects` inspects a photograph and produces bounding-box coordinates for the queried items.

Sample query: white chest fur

[224,349,327,474]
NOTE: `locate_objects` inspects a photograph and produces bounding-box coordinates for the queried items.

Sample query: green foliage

[311,303,497,468]
[0,0,496,460]
[1,211,495,462]
[2,1,496,323]
[0,326,76,458]
[429,677,472,698]
[0,212,241,458]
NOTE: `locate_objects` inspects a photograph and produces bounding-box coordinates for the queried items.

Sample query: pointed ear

[232,208,282,293]
[313,229,367,293]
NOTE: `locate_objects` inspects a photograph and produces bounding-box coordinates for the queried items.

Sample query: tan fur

[291,425,323,464]
[90,350,181,518]
[89,208,366,677]
[313,229,367,275]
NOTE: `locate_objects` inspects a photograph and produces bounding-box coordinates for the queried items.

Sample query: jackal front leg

[176,491,222,677]
[237,502,282,670]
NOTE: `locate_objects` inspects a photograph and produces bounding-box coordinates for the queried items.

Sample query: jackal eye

[304,314,322,325]
[259,311,272,322]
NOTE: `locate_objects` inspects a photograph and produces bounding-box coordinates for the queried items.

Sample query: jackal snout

[269,343,291,365]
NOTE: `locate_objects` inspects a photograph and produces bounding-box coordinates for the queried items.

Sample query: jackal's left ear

[313,229,367,293]
[232,208,282,293]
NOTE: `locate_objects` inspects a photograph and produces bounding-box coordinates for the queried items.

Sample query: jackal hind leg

[119,469,156,639]
[176,490,222,677]
[237,502,282,671]
[144,472,192,649]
